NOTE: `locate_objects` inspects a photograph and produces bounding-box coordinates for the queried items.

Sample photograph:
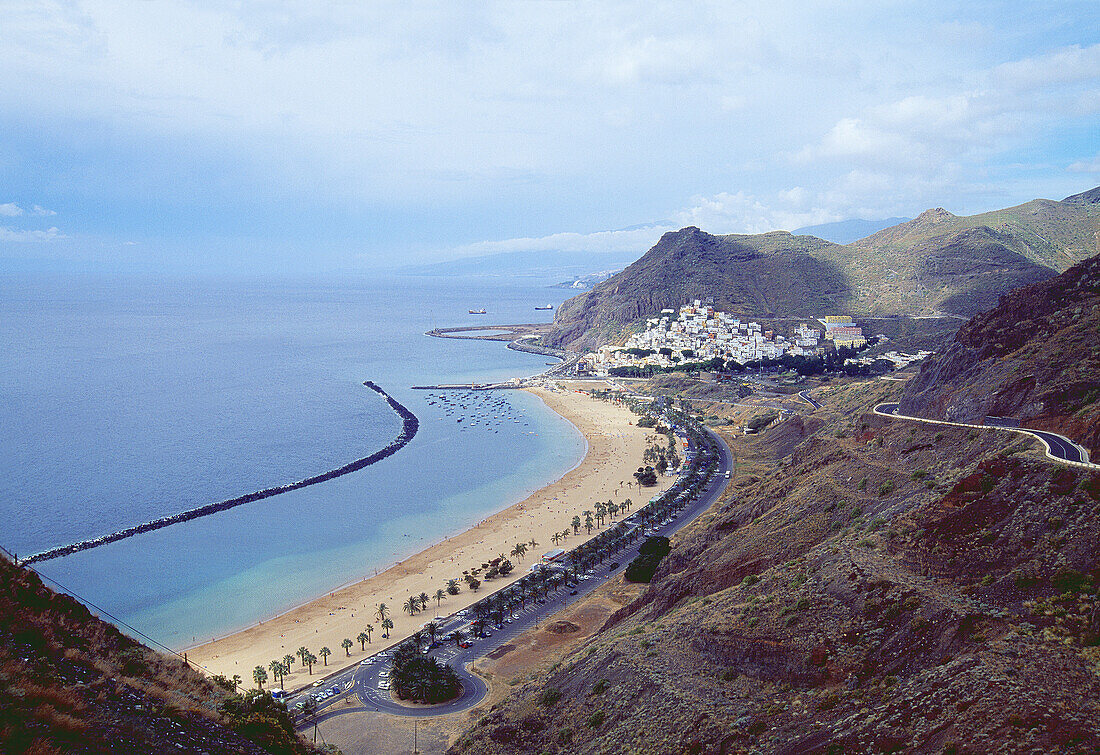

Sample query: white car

[360,659,372,665]
[378,681,390,689]
[378,670,389,677]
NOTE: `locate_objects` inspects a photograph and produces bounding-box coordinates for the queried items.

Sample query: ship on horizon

[468,308,487,314]
[534,304,554,310]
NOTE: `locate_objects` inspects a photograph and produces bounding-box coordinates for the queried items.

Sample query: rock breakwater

[23,381,419,565]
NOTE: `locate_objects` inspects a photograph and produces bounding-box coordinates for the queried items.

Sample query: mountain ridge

[545,188,1100,351]
[898,250,1100,456]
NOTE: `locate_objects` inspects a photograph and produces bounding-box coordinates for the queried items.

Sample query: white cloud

[674,190,842,235]
[993,43,1100,92]
[450,226,672,257]
[0,226,65,242]
[1068,154,1100,173]
[0,202,57,217]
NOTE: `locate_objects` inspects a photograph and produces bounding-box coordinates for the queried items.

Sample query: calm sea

[0,272,585,648]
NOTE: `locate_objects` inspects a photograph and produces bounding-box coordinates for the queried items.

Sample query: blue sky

[2,1,1099,273]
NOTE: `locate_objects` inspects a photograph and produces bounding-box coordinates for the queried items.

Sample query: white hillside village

[582,301,927,377]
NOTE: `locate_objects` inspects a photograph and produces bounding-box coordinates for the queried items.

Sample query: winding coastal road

[798,390,822,409]
[874,403,1096,469]
[290,426,733,725]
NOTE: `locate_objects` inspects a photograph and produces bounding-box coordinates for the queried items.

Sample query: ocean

[0,272,585,649]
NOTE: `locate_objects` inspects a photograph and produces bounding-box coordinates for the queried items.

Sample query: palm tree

[528,537,538,550]
[561,529,570,542]
[435,588,446,609]
[572,515,582,535]
[381,617,394,638]
[341,638,354,656]
[282,654,294,676]
[511,543,527,561]
[365,624,374,643]
[375,602,390,623]
[319,646,331,666]
[453,628,465,647]
[253,665,268,689]
[624,497,632,512]
[446,578,461,596]
[551,531,562,545]
[425,621,439,646]
[268,660,283,688]
[584,511,594,534]
[418,591,431,612]
[231,674,242,693]
[404,596,420,615]
[357,631,369,651]
[296,646,310,669]
[304,651,317,675]
[609,502,620,519]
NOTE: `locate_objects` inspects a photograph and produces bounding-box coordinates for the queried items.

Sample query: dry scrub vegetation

[0,556,326,755]
[451,378,1100,754]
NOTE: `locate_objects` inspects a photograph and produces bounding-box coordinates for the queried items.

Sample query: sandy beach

[187,384,674,689]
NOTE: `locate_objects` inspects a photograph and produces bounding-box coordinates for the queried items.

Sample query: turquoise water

[0,272,584,649]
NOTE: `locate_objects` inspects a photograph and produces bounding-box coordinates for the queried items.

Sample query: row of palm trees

[253,408,717,695]
[456,406,720,633]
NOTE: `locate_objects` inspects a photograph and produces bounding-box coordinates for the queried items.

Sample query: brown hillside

[899,252,1100,456]
[0,555,322,755]
[451,382,1100,755]
[546,227,852,351]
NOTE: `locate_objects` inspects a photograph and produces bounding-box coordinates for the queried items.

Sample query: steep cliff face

[899,252,1100,456]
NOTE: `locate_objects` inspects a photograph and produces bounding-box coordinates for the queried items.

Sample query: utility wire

[2,546,211,674]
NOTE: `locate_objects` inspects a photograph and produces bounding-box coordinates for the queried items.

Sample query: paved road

[798,390,822,409]
[291,426,733,724]
[875,403,1095,467]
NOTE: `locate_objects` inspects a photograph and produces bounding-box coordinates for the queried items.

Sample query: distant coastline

[22,381,418,565]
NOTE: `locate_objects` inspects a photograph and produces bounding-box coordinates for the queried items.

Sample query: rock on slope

[451,383,1100,755]
[899,251,1100,457]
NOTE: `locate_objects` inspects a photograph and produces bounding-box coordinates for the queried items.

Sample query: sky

[1,1,1099,274]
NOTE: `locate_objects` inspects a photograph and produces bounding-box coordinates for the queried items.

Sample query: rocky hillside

[0,555,322,755]
[547,227,852,351]
[545,188,1100,351]
[452,384,1100,754]
[899,252,1100,457]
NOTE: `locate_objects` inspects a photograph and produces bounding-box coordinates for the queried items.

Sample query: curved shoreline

[23,381,419,565]
[186,386,673,682]
[178,388,589,651]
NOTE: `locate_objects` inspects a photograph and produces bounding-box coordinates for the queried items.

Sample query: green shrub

[592,679,609,695]
[910,470,928,480]
[587,710,605,728]
[539,688,562,707]
[741,574,759,587]
[857,478,868,491]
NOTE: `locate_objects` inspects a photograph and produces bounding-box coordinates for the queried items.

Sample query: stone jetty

[23,381,419,565]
